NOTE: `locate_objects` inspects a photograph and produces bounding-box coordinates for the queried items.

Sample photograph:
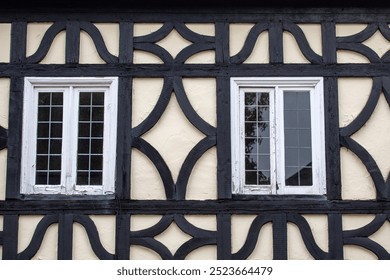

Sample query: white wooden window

[21,77,118,196]
[231,77,326,195]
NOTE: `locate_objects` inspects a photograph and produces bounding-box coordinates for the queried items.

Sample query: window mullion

[238,88,246,194]
[59,88,68,193]
[62,86,78,194]
[274,86,286,194]
[269,88,277,195]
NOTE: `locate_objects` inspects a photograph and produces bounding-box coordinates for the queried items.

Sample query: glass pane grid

[284,91,313,186]
[35,92,63,185]
[244,92,271,186]
[76,92,104,186]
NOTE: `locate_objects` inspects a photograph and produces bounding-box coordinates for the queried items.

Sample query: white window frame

[231,77,326,195]
[21,77,118,196]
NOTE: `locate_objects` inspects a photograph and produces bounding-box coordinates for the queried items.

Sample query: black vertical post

[328,213,344,259]
[10,22,26,64]
[116,77,132,199]
[66,21,80,64]
[2,215,18,259]
[215,18,232,200]
[215,22,230,64]
[6,77,24,200]
[324,77,341,200]
[7,22,26,200]
[119,22,133,64]
[216,77,232,199]
[115,214,130,259]
[272,214,288,259]
[322,21,337,64]
[58,214,73,260]
[269,21,283,64]
[217,213,231,259]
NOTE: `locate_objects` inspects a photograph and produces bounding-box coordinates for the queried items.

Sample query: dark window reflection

[284,91,312,186]
[244,91,270,185]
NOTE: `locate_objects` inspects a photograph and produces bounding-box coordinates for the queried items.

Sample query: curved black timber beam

[79,22,119,63]
[340,77,382,138]
[131,138,175,200]
[340,136,388,200]
[26,22,67,64]
[287,214,328,259]
[176,136,216,199]
[282,22,322,63]
[17,215,58,259]
[73,215,115,259]
[132,77,174,138]
[130,215,174,238]
[232,215,273,259]
[0,126,7,150]
[230,23,269,64]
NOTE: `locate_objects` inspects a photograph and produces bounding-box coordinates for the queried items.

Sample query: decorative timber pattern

[0,10,389,259]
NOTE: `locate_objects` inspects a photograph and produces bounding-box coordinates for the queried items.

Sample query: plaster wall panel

[0,24,11,63]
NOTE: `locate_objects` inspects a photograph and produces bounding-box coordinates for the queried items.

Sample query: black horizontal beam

[2,9,390,23]
[3,0,389,10]
[0,199,389,215]
[1,64,390,77]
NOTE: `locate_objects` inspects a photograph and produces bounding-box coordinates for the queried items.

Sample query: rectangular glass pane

[245,138,257,154]
[284,91,312,186]
[258,122,270,138]
[258,171,271,185]
[35,92,63,185]
[245,171,257,185]
[245,154,257,171]
[245,92,257,105]
[76,92,104,186]
[244,91,271,186]
[245,122,257,137]
[245,106,257,121]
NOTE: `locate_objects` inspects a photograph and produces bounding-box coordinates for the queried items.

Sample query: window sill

[232,194,328,201]
[20,194,116,201]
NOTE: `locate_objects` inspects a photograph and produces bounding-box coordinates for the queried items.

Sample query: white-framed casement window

[21,77,118,196]
[231,77,326,195]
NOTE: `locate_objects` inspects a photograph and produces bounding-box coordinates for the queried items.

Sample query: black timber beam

[0,200,389,215]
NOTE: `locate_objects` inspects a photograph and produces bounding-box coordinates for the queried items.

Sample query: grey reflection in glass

[35,92,63,185]
[244,91,270,185]
[76,92,104,186]
[284,91,312,186]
